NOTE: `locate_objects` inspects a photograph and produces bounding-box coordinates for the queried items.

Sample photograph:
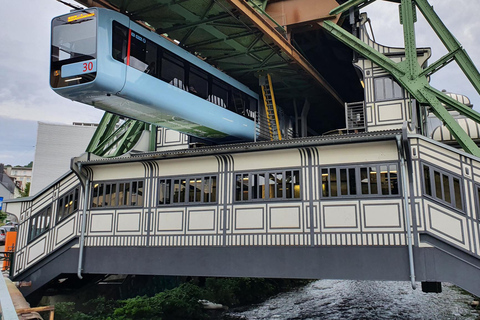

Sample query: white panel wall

[31,123,96,196]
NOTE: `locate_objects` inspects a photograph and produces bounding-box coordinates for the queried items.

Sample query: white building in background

[6,166,32,191]
[0,164,18,200]
[30,122,98,196]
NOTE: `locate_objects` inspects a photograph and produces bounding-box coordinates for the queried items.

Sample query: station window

[235,170,300,201]
[91,180,144,208]
[158,176,217,205]
[29,205,52,242]
[57,186,80,223]
[321,164,399,198]
[423,164,463,211]
[374,76,404,101]
[475,185,480,220]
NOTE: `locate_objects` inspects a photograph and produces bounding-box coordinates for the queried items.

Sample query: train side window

[130,33,148,72]
[112,21,129,63]
[162,51,185,88]
[231,90,246,114]
[144,42,158,77]
[189,66,209,99]
[211,79,229,108]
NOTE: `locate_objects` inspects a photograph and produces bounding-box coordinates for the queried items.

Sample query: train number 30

[83,62,94,72]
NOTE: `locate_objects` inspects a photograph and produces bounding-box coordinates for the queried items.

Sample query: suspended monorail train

[50,8,259,141]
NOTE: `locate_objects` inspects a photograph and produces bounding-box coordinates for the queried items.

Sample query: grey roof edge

[79,130,403,166]
[409,133,480,162]
[5,131,475,204]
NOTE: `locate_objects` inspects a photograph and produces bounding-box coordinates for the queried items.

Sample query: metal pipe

[77,175,90,280]
[396,135,416,290]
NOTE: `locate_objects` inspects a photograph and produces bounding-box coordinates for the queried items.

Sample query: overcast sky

[0,0,479,166]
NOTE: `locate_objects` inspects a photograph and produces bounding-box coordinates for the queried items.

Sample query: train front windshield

[50,9,97,88]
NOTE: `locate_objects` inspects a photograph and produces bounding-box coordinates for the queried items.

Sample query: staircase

[260,74,282,141]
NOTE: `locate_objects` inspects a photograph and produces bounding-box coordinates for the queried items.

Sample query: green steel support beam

[246,0,286,34]
[415,0,480,95]
[425,86,480,124]
[110,121,146,157]
[329,0,375,15]
[86,113,119,153]
[247,0,267,11]
[399,0,420,80]
[419,48,459,78]
[149,125,158,152]
[87,112,150,157]
[419,88,480,157]
[321,0,480,157]
[90,121,133,156]
[159,13,231,33]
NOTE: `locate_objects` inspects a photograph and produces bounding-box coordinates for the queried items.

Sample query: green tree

[20,182,30,197]
[25,161,33,168]
[0,211,7,224]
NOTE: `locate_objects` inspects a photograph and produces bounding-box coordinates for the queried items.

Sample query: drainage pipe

[396,135,416,290]
[77,173,89,280]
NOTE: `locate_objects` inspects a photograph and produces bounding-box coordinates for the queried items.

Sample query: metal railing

[345,101,366,132]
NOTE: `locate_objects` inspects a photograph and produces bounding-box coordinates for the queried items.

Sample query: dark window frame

[373,76,404,102]
[422,163,464,212]
[28,205,52,243]
[234,169,301,202]
[56,185,81,223]
[91,179,144,209]
[321,163,400,198]
[158,175,217,206]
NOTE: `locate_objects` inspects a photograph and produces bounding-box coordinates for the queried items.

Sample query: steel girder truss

[323,0,480,157]
[86,113,153,157]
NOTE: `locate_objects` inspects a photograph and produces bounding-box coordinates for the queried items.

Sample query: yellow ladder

[260,74,282,141]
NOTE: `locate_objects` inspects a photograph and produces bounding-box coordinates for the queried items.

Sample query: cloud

[0,118,37,166]
[0,0,103,126]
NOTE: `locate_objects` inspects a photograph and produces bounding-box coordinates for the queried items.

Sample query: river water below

[226,280,479,320]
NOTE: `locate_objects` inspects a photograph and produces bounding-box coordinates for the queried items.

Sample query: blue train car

[50,8,258,141]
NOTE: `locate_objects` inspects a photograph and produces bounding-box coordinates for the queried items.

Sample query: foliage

[54,302,91,320]
[83,296,120,319]
[113,283,206,320]
[25,161,33,168]
[19,182,30,197]
[0,211,7,223]
[51,278,310,319]
[54,297,119,320]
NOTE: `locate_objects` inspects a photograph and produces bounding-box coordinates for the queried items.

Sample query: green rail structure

[86,113,155,157]
[323,0,480,157]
